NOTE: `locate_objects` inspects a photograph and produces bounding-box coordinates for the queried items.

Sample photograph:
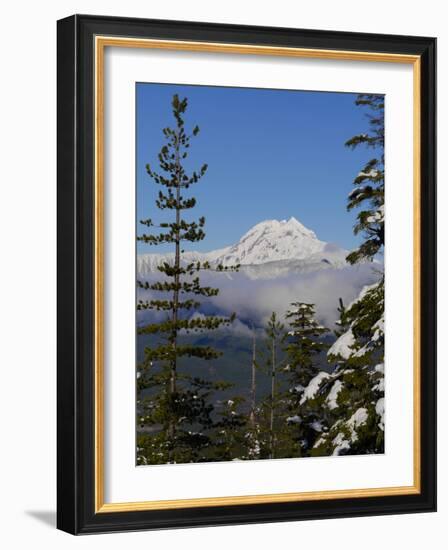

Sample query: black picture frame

[57,14,436,535]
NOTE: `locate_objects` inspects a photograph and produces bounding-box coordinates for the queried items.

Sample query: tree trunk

[168,130,181,462]
[249,326,257,429]
[269,337,276,459]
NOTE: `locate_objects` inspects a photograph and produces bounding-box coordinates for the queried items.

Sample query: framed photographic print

[57,14,436,534]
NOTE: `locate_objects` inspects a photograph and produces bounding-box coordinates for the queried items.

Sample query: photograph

[135,83,385,466]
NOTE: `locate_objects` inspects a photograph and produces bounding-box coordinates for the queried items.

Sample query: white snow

[286,415,302,424]
[222,217,324,266]
[332,433,351,456]
[345,282,380,312]
[137,217,349,274]
[373,363,385,392]
[326,380,343,410]
[310,420,323,432]
[347,407,369,441]
[357,169,379,179]
[331,407,369,455]
[372,314,384,342]
[137,246,230,274]
[348,187,363,199]
[376,398,385,430]
[299,372,331,404]
[353,344,369,358]
[313,436,326,448]
[375,363,384,374]
[327,329,355,360]
[366,205,384,224]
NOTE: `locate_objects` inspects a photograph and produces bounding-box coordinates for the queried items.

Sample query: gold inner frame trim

[94,35,422,513]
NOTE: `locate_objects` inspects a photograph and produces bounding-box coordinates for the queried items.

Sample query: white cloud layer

[137,263,381,330]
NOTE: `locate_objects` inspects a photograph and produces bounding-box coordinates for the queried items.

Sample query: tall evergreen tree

[308,94,385,457]
[212,395,247,461]
[249,324,258,429]
[245,324,261,459]
[345,94,384,265]
[282,303,329,456]
[252,313,286,460]
[310,281,384,456]
[136,94,238,465]
[265,312,284,459]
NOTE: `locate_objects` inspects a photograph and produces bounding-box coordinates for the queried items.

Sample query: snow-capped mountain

[213,217,326,265]
[137,217,348,279]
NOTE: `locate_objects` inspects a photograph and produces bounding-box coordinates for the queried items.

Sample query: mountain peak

[245,216,317,240]
[218,217,324,265]
[137,216,348,274]
[284,216,317,237]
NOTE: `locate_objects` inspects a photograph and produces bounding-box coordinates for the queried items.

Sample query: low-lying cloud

[137,262,381,331]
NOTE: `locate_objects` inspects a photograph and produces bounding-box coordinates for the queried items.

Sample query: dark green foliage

[265,312,284,459]
[310,280,384,457]
[284,303,329,384]
[282,303,330,455]
[253,313,287,459]
[345,94,384,265]
[309,94,385,457]
[212,396,248,461]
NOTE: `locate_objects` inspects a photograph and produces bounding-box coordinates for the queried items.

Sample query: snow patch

[299,372,331,404]
[345,282,380,312]
[347,407,369,441]
[326,380,343,410]
[375,363,384,374]
[372,314,384,342]
[376,398,385,430]
[357,169,379,179]
[328,329,355,360]
[310,420,323,432]
[313,436,326,449]
[332,433,351,456]
[366,205,384,224]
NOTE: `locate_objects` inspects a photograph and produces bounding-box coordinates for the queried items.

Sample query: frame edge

[57,14,79,535]
[57,14,437,534]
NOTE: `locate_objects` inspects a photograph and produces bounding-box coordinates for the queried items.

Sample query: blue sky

[136,83,378,254]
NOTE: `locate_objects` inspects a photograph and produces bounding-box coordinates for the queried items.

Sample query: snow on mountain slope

[218,217,325,265]
[137,217,348,277]
[137,247,230,275]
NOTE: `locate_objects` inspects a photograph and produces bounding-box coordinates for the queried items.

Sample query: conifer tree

[245,324,261,459]
[212,396,247,461]
[282,303,329,455]
[136,94,238,465]
[345,94,384,265]
[249,325,258,429]
[310,282,384,456]
[251,313,286,460]
[308,94,385,457]
[265,312,284,459]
